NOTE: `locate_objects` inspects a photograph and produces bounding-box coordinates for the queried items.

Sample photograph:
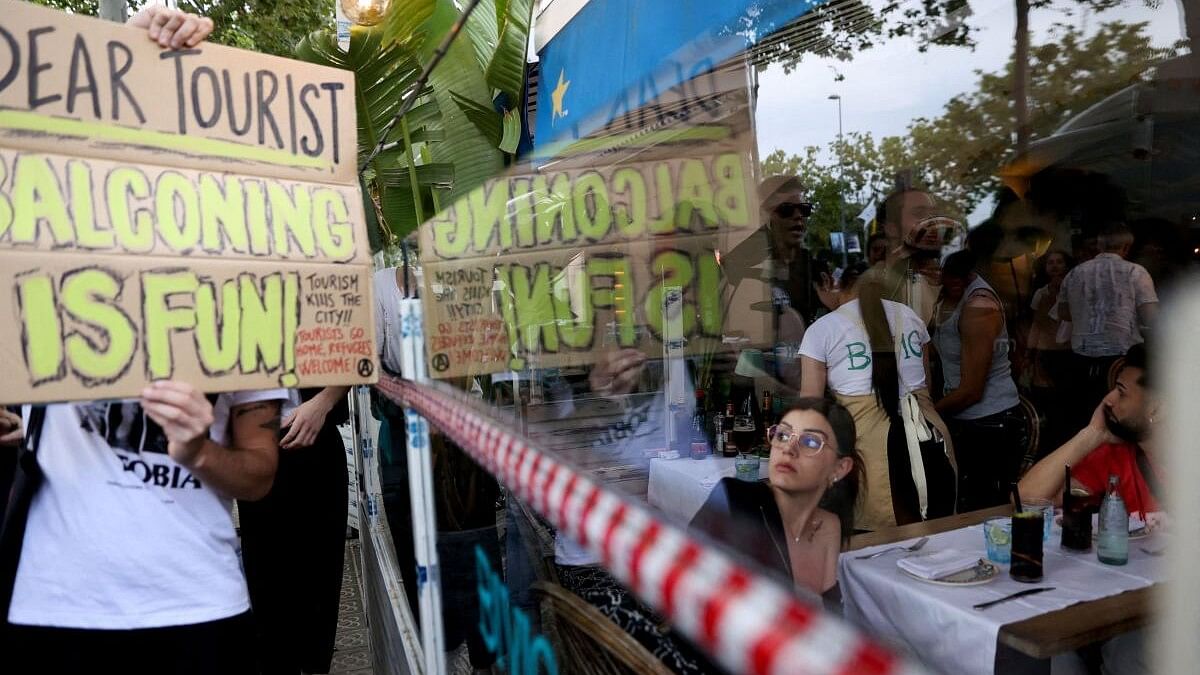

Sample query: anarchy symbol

[431,353,451,372]
[357,359,375,377]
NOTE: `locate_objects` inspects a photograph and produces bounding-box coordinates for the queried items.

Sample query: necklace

[788,517,822,544]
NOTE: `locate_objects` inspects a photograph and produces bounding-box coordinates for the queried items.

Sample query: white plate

[898,557,1000,586]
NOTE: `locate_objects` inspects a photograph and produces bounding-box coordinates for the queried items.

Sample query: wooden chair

[1016,394,1042,478]
[1107,357,1126,391]
[531,581,675,675]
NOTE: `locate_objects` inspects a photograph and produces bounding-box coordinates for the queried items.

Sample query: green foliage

[752,0,977,74]
[763,20,1177,223]
[416,0,506,202]
[296,25,450,242]
[449,90,504,147]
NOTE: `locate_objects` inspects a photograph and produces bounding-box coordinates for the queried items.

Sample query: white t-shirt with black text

[10,389,288,629]
[798,299,930,396]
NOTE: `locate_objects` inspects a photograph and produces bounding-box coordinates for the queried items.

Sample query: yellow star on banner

[551,69,570,125]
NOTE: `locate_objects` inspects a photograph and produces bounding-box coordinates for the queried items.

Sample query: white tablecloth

[839,524,1166,675]
[647,457,765,523]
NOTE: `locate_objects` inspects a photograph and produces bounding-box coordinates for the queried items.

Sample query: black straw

[1063,465,1071,509]
[1011,482,1023,514]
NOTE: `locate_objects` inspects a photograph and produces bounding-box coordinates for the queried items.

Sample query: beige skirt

[834,389,956,531]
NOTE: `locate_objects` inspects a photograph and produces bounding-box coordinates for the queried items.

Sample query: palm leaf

[485,0,534,104]
[422,0,505,200]
[383,0,437,49]
[450,90,503,146]
[499,109,521,153]
[380,163,456,188]
[463,0,500,78]
[297,26,447,245]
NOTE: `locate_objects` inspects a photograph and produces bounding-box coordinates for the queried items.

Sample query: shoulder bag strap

[0,405,48,624]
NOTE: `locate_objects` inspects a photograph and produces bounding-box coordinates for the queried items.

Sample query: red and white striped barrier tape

[376,375,928,675]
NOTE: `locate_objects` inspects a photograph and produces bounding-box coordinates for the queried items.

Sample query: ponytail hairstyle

[856,271,902,420]
[785,397,865,541]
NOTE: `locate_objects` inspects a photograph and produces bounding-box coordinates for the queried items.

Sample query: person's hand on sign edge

[0,409,22,447]
[140,380,215,469]
[281,398,330,451]
[589,349,646,397]
[128,5,215,49]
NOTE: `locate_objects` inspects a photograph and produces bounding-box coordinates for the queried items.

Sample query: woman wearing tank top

[799,263,957,530]
[931,250,1024,512]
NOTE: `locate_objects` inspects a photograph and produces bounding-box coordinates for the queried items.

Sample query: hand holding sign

[128,5,215,49]
[140,380,216,469]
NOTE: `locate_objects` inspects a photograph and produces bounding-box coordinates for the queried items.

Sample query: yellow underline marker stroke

[0,110,334,172]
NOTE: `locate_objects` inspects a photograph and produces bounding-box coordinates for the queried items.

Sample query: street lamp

[828,94,847,266]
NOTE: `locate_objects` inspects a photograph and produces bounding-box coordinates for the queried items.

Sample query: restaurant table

[646,456,766,523]
[841,506,1161,674]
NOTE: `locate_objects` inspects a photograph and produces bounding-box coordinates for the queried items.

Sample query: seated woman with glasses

[690,399,863,605]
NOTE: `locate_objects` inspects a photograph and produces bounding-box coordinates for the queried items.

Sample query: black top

[689,478,842,611]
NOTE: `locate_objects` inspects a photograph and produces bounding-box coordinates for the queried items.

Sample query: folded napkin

[896,549,980,580]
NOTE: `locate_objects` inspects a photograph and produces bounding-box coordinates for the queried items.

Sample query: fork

[855,536,930,560]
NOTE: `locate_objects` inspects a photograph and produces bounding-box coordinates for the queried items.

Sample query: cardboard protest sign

[419,62,771,378]
[0,2,376,404]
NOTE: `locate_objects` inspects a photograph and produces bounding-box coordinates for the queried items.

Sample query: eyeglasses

[768,425,829,456]
[774,202,813,218]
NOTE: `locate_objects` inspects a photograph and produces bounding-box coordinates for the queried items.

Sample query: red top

[1073,442,1161,518]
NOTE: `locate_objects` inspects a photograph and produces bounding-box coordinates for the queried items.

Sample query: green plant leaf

[380,162,456,188]
[499,109,521,154]
[297,24,450,248]
[462,0,500,76]
[450,90,503,146]
[423,0,504,200]
[383,0,436,48]
[485,0,534,104]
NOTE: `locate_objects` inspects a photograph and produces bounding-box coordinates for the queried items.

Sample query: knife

[972,587,1055,610]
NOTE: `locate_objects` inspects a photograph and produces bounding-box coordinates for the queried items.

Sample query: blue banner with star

[533,0,829,159]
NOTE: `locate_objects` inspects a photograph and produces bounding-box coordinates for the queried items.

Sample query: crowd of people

[531,170,1175,674]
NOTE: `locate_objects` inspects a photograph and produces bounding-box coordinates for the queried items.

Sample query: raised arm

[141,381,280,501]
[1018,401,1114,504]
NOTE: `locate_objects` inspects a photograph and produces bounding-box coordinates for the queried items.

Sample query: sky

[753,0,1188,186]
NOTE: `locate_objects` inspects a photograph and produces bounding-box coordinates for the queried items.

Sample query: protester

[1056,222,1159,430]
[864,186,945,324]
[1025,250,1075,454]
[691,398,862,607]
[237,385,349,675]
[546,351,709,675]
[0,11,290,674]
[721,175,818,387]
[931,250,1023,512]
[799,262,956,529]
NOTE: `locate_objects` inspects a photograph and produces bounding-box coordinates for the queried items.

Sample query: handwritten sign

[419,144,767,377]
[0,3,376,404]
[419,59,769,378]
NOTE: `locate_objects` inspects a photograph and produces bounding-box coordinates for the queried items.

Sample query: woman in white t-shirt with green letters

[799,263,957,530]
